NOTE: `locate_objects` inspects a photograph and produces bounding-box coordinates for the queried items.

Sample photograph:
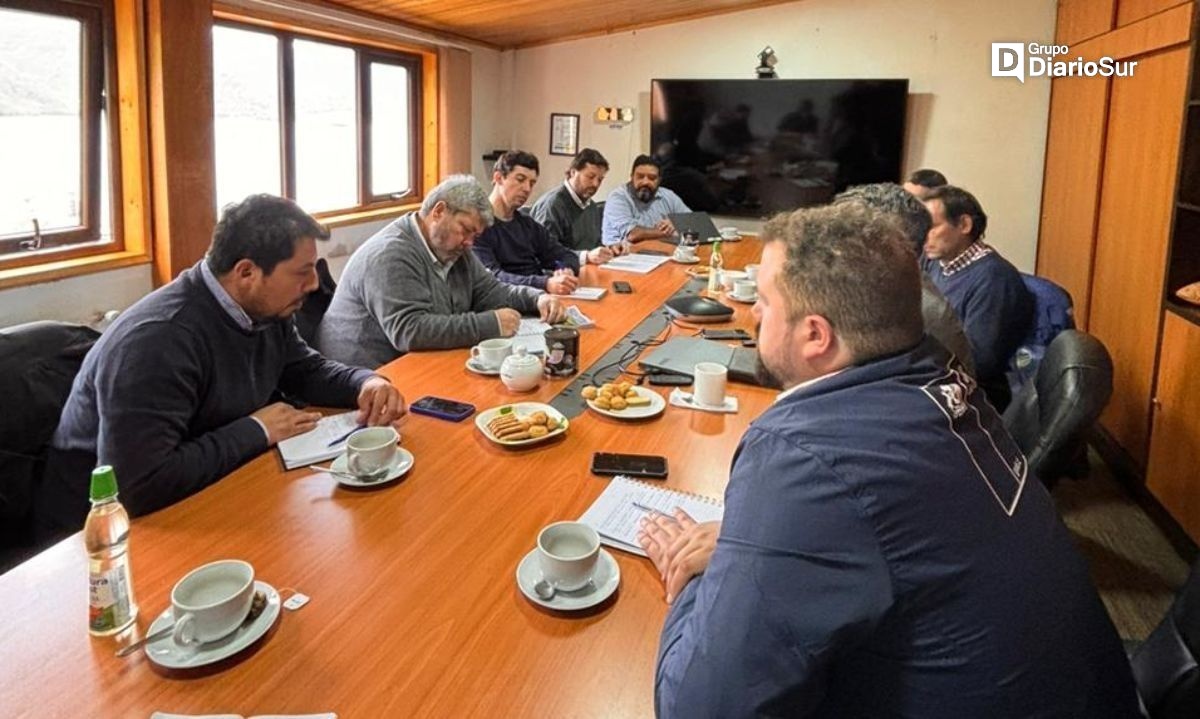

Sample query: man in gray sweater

[316,175,566,368]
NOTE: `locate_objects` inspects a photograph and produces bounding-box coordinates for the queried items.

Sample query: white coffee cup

[471,338,514,370]
[719,226,739,240]
[536,521,600,592]
[693,362,728,408]
[744,264,759,281]
[171,559,256,646]
[733,279,758,300]
[346,426,399,477]
[673,244,697,261]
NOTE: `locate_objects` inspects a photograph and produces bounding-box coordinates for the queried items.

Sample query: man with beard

[473,150,589,295]
[529,148,615,263]
[601,154,691,246]
[38,194,405,534]
[637,203,1139,718]
[316,175,565,367]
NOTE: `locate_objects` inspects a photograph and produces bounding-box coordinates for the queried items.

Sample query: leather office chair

[0,321,100,571]
[1131,559,1200,718]
[1001,329,1112,485]
[1007,272,1076,397]
[294,257,336,347]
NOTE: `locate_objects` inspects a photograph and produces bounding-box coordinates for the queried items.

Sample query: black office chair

[1001,329,1113,485]
[1131,559,1200,718]
[0,321,100,571]
[294,257,336,346]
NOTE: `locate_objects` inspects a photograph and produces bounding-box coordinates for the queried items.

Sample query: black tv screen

[650,79,909,218]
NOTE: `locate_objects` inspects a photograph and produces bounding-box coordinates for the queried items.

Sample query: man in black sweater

[37,195,405,535]
[473,150,594,294]
[530,148,614,262]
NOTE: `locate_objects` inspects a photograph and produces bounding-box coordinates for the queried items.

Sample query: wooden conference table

[0,239,773,718]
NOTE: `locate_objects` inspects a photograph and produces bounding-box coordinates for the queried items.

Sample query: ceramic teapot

[500,346,543,392]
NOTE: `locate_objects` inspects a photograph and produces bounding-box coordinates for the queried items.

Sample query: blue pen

[325,425,365,448]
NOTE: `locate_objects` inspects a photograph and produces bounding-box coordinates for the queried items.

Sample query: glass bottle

[85,465,138,636]
[707,239,724,294]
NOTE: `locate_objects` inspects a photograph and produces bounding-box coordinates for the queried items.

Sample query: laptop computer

[638,336,778,387]
[666,212,722,245]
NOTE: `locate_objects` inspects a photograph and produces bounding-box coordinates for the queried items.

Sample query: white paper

[567,286,607,301]
[578,476,724,557]
[602,253,671,275]
[512,318,551,354]
[276,411,360,470]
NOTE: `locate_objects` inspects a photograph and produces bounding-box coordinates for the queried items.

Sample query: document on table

[578,476,724,557]
[568,286,607,301]
[513,319,550,354]
[602,253,671,274]
[276,411,360,470]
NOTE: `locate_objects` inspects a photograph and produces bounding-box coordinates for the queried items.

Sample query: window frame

[214,19,424,217]
[0,0,125,267]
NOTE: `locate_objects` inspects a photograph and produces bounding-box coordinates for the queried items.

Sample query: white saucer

[672,256,700,264]
[144,581,281,669]
[727,292,758,304]
[586,386,667,420]
[328,448,414,487]
[465,358,501,376]
[516,548,620,611]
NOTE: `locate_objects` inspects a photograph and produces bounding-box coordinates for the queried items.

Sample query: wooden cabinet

[1147,311,1200,538]
[1089,45,1189,464]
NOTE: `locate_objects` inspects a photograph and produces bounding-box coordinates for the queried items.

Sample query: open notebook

[578,475,725,557]
[276,411,360,470]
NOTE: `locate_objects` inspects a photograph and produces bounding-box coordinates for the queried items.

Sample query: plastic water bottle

[85,465,138,636]
[707,240,724,294]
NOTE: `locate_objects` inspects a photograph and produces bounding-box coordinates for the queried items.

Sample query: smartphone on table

[410,396,476,422]
[612,281,633,294]
[591,452,669,479]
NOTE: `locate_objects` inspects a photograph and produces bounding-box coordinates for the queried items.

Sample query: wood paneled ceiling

[320,0,799,49]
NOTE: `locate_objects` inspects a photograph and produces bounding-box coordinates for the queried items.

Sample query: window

[213,21,422,216]
[0,0,121,264]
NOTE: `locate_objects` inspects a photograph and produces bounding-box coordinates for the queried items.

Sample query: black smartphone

[591,452,669,479]
[410,396,475,422]
[701,328,751,341]
[612,281,633,294]
[647,372,693,386]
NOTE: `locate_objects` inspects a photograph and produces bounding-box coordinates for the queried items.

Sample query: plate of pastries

[582,382,666,420]
[476,403,569,446]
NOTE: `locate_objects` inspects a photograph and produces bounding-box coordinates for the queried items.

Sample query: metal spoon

[533,578,596,601]
[311,465,387,482]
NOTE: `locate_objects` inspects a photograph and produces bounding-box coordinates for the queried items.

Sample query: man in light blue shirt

[600,154,690,246]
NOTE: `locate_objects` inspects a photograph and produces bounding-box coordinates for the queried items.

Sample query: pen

[632,501,658,514]
[325,425,365,448]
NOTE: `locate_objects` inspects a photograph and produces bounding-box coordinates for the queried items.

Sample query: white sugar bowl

[500,346,544,392]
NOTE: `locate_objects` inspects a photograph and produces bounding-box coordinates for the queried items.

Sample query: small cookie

[528,425,549,437]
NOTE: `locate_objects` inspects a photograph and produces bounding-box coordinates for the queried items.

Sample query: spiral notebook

[578,475,724,557]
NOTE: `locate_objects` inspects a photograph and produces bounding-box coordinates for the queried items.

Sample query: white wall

[0,265,153,326]
[510,0,1056,270]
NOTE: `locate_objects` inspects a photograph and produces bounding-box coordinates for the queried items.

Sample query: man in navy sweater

[638,203,1138,718]
[38,195,405,535]
[923,185,1032,410]
[472,150,588,294]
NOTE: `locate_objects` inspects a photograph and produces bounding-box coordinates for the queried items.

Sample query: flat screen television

[650,79,909,218]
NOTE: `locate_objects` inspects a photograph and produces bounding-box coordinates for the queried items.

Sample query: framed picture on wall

[549,113,579,156]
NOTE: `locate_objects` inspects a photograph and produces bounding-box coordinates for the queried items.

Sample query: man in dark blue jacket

[638,203,1138,718]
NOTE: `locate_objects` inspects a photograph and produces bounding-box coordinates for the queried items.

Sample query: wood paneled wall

[1036,76,1109,327]
[1147,312,1200,539]
[438,47,472,176]
[1089,45,1189,464]
[1037,1,1193,467]
[146,0,216,283]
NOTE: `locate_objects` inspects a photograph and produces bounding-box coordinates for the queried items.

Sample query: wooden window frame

[215,19,424,218]
[0,0,126,269]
